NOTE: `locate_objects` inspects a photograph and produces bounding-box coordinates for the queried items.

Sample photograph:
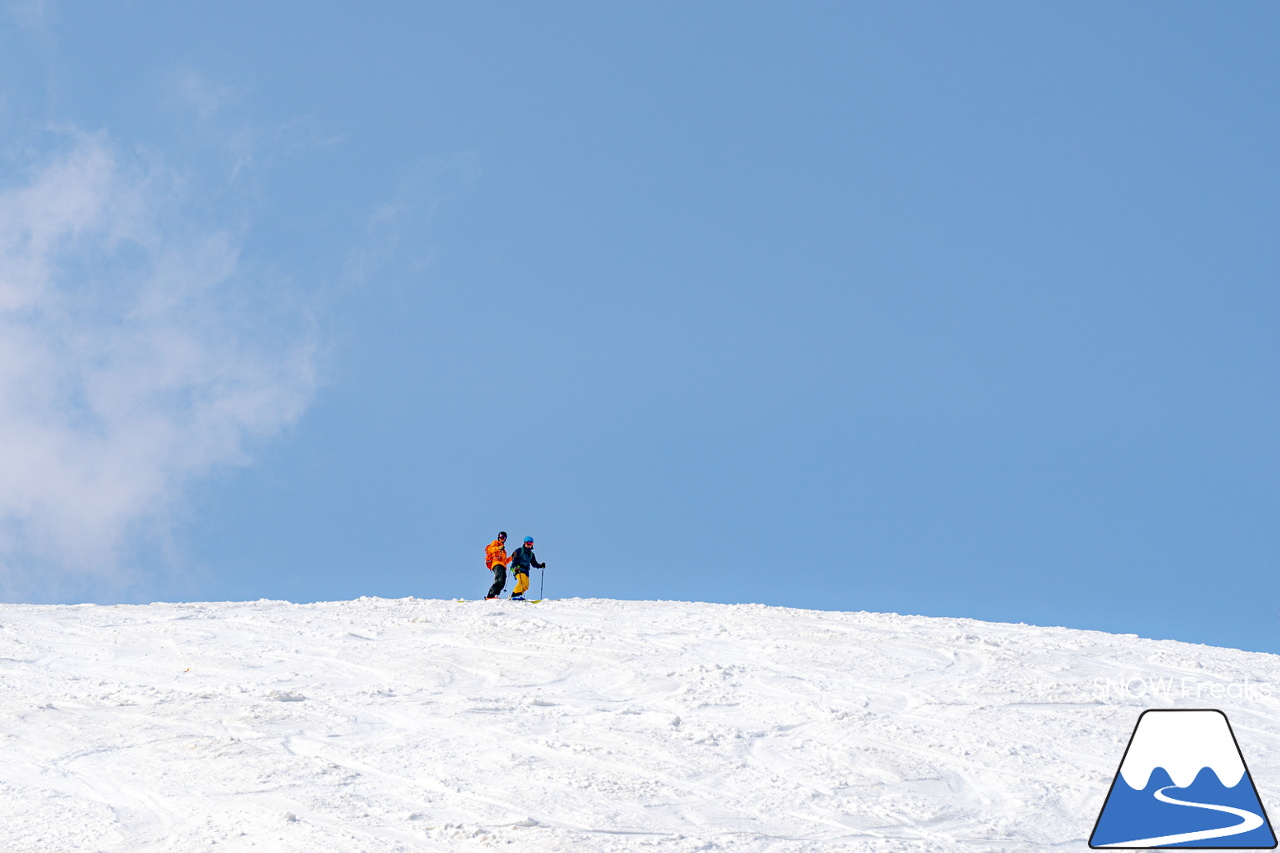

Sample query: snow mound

[0,597,1277,852]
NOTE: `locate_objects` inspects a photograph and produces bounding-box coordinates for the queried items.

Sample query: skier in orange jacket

[485,532,509,599]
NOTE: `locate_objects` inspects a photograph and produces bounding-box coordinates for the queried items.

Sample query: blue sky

[0,3,1277,653]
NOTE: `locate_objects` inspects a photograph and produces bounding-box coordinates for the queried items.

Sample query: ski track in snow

[0,598,1278,852]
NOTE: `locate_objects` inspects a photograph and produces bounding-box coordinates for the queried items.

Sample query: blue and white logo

[1090,709,1276,849]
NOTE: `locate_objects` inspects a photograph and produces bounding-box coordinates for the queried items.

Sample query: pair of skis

[455,598,544,603]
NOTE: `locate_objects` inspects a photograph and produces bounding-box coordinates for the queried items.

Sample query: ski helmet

[523,536,534,544]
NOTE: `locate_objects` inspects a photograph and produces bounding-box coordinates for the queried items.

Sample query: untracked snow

[0,597,1278,852]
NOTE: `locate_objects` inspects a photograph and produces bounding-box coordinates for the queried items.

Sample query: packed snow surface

[1,597,1278,852]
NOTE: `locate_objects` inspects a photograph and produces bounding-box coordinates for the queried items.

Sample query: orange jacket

[485,538,509,570]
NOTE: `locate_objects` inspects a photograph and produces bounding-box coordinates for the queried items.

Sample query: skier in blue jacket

[508,537,545,600]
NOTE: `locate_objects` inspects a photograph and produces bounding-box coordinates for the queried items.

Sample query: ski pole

[540,566,545,600]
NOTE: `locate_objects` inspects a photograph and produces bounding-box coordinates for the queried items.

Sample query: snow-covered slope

[1,597,1277,852]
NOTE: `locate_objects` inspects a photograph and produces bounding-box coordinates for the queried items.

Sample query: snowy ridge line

[0,597,1278,852]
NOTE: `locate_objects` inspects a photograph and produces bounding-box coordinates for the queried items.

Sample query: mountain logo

[1090,709,1277,849]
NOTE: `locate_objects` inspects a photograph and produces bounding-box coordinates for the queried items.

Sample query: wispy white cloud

[172,68,239,123]
[0,131,317,599]
[4,0,52,33]
[344,154,481,287]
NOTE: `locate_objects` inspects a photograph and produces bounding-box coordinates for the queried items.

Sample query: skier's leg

[513,571,529,596]
[487,566,507,598]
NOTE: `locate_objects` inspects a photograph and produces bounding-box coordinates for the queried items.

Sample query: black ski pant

[487,565,507,599]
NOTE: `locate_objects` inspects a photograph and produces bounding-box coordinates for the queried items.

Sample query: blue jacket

[509,546,544,573]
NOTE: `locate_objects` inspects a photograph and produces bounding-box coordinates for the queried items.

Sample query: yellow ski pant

[512,571,530,596]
